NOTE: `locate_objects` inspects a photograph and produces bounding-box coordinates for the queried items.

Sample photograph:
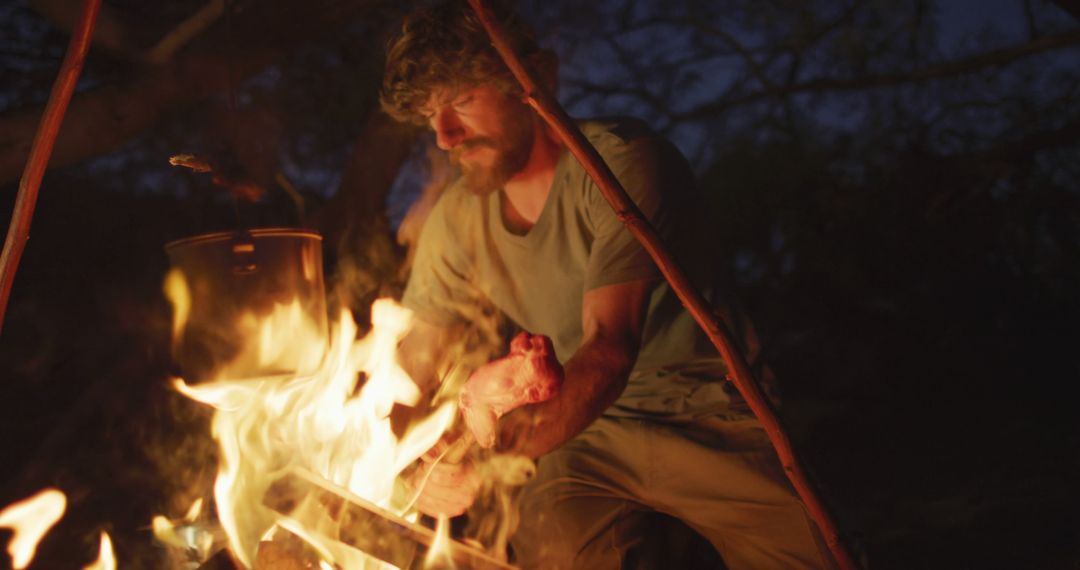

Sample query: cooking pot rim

[165,227,323,251]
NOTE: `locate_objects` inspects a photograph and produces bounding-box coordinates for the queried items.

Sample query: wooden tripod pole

[467,1,858,568]
[0,0,102,334]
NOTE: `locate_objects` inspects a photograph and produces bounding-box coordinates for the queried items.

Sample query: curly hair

[380,0,556,124]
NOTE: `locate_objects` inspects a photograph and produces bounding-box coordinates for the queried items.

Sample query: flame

[185,497,204,520]
[163,269,190,351]
[163,267,326,382]
[151,498,215,559]
[166,282,458,568]
[0,488,67,569]
[82,532,115,570]
[151,497,200,541]
[423,515,456,569]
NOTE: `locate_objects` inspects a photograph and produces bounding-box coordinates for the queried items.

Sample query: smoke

[468,454,536,560]
[396,144,457,277]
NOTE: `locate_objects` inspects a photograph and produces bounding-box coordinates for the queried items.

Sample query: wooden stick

[264,468,515,570]
[466,1,858,568]
[0,0,102,334]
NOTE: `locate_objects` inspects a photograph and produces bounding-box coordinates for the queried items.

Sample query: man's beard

[452,114,534,196]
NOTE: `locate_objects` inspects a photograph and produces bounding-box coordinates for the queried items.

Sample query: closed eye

[452,95,474,111]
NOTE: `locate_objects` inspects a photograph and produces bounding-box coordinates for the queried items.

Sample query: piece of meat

[459,332,564,448]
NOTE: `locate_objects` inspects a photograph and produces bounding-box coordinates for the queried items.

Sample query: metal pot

[165,228,328,382]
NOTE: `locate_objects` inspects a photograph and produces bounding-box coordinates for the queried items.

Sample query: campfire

[153,227,522,569]
[0,230,524,569]
[166,293,456,568]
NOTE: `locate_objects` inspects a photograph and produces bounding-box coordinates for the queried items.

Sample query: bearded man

[379,2,834,568]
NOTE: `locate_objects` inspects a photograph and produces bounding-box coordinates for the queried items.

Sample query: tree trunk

[315,111,420,315]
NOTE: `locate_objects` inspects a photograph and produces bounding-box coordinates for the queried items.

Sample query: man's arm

[405,281,652,516]
[398,318,451,395]
[499,278,654,459]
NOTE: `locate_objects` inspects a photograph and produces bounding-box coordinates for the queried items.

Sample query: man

[380,2,833,568]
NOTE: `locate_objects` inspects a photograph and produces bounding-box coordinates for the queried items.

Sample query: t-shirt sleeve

[584,132,691,291]
[401,189,481,326]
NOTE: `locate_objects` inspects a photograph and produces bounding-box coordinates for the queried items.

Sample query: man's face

[419,84,535,195]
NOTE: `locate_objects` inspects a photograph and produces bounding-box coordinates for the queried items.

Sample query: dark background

[0,0,1078,567]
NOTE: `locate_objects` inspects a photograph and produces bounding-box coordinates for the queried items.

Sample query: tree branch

[0,0,100,334]
[29,0,135,58]
[674,27,1080,121]
[0,0,393,186]
[0,47,275,186]
[144,0,225,65]
[1051,0,1080,22]
[317,111,420,243]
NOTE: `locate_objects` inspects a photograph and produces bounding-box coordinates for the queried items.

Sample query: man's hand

[408,442,481,518]
[494,280,653,459]
[459,332,564,447]
[406,331,561,517]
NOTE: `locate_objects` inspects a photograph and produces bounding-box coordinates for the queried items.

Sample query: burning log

[197,549,243,570]
[261,468,515,570]
[253,533,320,570]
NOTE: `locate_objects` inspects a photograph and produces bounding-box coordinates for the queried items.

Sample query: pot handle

[230,230,258,274]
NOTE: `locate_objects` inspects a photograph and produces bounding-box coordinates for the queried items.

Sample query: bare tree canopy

[0,0,404,185]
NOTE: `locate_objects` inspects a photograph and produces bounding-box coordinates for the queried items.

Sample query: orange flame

[81,532,115,570]
[424,515,456,569]
[166,272,459,568]
[163,269,189,352]
[0,488,67,569]
[151,498,215,559]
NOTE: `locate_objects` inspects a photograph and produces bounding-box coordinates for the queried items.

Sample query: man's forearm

[499,335,635,459]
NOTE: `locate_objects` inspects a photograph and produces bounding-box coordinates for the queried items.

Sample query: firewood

[262,468,514,569]
[253,535,321,570]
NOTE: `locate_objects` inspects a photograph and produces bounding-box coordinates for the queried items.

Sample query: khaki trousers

[510,416,834,569]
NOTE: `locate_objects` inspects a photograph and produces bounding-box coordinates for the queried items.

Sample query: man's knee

[511,486,640,570]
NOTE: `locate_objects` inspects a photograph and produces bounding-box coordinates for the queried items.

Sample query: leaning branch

[0,0,101,333]
[145,0,226,64]
[467,0,859,568]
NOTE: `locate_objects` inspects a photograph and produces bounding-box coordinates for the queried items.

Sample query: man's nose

[432,109,465,150]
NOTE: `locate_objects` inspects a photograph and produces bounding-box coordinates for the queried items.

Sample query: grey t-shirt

[403,118,754,420]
